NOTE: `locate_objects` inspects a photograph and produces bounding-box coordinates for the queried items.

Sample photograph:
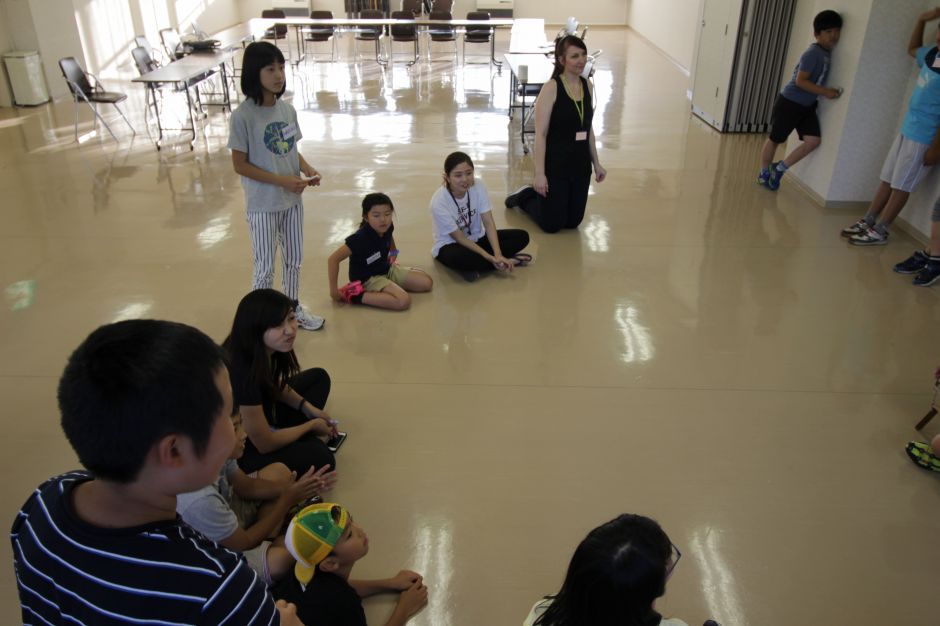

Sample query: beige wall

[625,0,701,70]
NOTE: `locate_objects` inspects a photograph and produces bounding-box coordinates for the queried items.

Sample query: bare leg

[362,283,412,310]
[875,189,911,226]
[401,269,433,292]
[265,545,295,582]
[864,181,893,221]
[760,139,779,169]
[929,222,940,256]
[254,462,292,527]
[782,136,820,167]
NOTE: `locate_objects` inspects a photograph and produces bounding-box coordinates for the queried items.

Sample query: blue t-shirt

[345,223,393,282]
[901,46,940,145]
[780,43,831,107]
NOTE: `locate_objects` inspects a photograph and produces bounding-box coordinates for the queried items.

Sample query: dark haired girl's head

[240,41,287,105]
[552,35,588,79]
[535,514,675,626]
[222,289,300,411]
[360,192,395,231]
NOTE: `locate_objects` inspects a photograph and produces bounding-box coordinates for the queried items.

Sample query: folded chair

[58,57,135,142]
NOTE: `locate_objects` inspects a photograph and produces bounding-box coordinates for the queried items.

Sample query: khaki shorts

[363,264,412,292]
[230,491,261,528]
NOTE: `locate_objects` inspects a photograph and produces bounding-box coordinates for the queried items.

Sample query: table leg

[508,70,514,118]
[293,25,306,64]
[184,86,196,151]
[151,86,164,150]
[220,62,232,112]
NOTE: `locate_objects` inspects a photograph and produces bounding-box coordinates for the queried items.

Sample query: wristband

[297,398,307,412]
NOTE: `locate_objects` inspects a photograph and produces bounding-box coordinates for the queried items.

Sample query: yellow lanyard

[561,75,584,127]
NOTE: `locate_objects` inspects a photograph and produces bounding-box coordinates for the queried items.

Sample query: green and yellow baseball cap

[285,502,350,584]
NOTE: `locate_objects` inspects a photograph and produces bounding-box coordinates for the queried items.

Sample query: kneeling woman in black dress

[506,35,607,233]
[223,289,337,477]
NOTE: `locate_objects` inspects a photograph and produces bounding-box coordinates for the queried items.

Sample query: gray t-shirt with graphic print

[228,98,304,213]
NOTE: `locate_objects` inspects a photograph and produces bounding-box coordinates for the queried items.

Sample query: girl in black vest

[506,35,607,233]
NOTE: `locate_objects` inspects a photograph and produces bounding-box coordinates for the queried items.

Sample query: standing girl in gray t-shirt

[228,41,325,330]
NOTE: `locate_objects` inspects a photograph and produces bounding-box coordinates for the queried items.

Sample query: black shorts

[768,95,820,143]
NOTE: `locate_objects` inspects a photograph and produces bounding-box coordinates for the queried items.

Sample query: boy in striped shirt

[11,320,304,625]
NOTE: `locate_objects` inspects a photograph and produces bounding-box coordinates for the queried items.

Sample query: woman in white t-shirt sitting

[524,513,692,626]
[429,151,531,282]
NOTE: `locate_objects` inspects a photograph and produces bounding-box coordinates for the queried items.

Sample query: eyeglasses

[666,543,682,578]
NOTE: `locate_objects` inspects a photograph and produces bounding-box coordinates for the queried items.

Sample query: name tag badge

[366,251,381,265]
[575,131,588,141]
[281,123,299,139]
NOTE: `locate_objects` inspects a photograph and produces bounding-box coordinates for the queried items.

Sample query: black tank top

[545,74,594,177]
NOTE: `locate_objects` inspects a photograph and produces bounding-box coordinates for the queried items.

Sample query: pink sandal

[339,281,364,303]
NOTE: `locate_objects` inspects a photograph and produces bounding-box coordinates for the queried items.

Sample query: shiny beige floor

[1,28,939,626]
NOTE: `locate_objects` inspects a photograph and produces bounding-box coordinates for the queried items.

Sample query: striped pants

[246,204,303,301]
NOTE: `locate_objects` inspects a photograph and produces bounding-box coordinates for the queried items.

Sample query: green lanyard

[561,75,584,127]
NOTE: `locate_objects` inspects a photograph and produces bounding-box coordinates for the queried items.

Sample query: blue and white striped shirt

[11,471,280,625]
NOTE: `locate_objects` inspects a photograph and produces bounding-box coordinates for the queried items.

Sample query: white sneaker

[295,304,325,331]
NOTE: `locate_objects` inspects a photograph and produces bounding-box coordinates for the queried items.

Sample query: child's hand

[395,577,428,619]
[286,465,336,502]
[388,570,422,591]
[301,167,321,186]
[824,87,841,100]
[300,166,323,185]
[389,249,399,265]
[330,288,345,303]
[281,175,308,194]
[275,600,306,626]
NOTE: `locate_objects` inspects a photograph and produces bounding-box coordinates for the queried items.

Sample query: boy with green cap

[275,502,429,626]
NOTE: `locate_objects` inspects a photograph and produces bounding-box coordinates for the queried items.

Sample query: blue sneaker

[757,168,771,187]
[893,250,929,274]
[913,259,940,287]
[767,162,786,191]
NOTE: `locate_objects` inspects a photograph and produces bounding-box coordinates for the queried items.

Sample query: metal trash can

[3,51,50,106]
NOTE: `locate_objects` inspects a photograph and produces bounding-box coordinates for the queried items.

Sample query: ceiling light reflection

[614,303,653,363]
[583,215,610,252]
[689,527,747,625]
[5,280,35,311]
[412,516,454,626]
[355,170,376,193]
[326,217,359,245]
[111,301,153,323]
[197,216,231,250]
[455,112,509,144]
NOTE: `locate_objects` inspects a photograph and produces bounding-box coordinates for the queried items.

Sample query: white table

[132,49,236,150]
[504,52,554,152]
